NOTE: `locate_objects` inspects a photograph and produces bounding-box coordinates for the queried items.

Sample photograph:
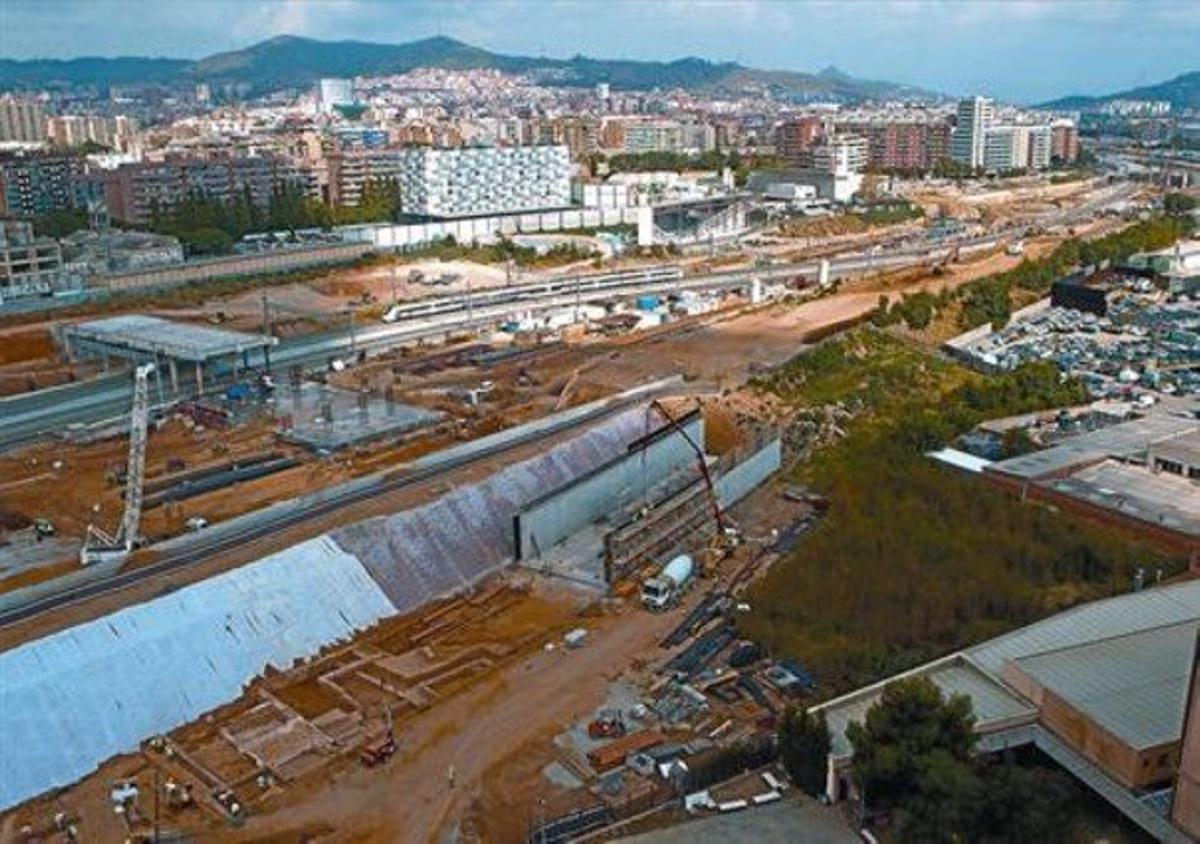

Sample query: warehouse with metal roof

[813,579,1200,844]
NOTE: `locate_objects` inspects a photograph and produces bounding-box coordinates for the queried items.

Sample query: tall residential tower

[951,96,992,169]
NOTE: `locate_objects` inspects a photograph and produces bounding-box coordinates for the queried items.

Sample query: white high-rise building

[317,78,355,114]
[982,123,1055,172]
[951,96,993,169]
[391,145,571,218]
[811,134,869,175]
[983,126,1027,171]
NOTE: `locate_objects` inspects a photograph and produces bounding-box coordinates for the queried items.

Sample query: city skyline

[3,0,1198,104]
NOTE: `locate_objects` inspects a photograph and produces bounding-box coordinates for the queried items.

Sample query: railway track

[0,380,677,630]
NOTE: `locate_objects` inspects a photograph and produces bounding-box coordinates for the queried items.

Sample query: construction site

[0,175,1165,843]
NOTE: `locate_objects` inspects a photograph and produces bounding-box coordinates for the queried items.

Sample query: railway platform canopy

[64,314,278,393]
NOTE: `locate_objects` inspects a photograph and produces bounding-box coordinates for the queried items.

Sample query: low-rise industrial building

[814,579,1200,843]
[984,412,1200,560]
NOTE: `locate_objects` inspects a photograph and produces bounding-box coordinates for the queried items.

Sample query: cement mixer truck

[641,554,695,611]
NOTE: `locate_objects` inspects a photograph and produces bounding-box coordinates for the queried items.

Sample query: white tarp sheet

[0,536,394,810]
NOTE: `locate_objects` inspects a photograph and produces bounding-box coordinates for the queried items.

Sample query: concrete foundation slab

[279,382,442,451]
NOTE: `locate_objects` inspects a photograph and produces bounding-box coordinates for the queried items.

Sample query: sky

[2,0,1198,103]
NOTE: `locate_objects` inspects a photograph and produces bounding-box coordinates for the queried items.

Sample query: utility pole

[153,767,161,844]
[466,276,474,328]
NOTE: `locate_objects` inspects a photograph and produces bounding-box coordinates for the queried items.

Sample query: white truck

[641,554,695,611]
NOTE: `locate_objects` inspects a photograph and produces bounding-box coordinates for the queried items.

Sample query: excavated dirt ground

[0,231,1080,608]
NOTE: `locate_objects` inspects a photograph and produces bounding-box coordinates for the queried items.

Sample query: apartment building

[0,95,46,144]
[982,124,1053,172]
[46,115,137,151]
[327,147,404,207]
[1052,122,1081,164]
[93,154,314,225]
[0,151,90,217]
[621,121,685,154]
[391,145,570,218]
[519,117,599,159]
[775,116,825,166]
[837,118,952,171]
[808,135,869,175]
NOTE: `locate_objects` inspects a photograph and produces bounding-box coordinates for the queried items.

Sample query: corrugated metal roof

[817,580,1200,758]
[1012,620,1196,750]
[821,656,1034,757]
[990,413,1198,479]
[0,537,395,810]
[927,447,994,473]
[968,580,1200,676]
[69,315,276,362]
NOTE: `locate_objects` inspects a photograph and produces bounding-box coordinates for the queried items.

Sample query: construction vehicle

[360,730,397,766]
[642,554,696,611]
[80,363,154,566]
[33,518,56,540]
[588,709,628,739]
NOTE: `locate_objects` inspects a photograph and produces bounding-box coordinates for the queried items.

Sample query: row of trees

[872,214,1194,332]
[147,179,402,256]
[589,150,785,186]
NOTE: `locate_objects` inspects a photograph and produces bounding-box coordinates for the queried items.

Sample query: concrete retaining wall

[715,439,782,507]
[340,206,640,251]
[514,415,704,560]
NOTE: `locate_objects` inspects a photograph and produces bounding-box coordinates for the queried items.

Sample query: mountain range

[0,34,938,102]
[1038,71,1200,112]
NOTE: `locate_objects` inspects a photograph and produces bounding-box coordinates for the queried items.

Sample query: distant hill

[1038,70,1200,111]
[0,35,939,102]
[0,56,189,89]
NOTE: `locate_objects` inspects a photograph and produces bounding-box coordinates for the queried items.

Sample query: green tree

[847,677,979,842]
[1164,192,1197,216]
[31,209,88,238]
[778,707,831,796]
[971,757,1082,843]
[847,677,976,811]
[179,226,234,256]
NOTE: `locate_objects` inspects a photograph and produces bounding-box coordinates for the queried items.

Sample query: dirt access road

[219,592,683,843]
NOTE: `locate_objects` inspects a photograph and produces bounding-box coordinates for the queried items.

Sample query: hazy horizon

[2,0,1198,103]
